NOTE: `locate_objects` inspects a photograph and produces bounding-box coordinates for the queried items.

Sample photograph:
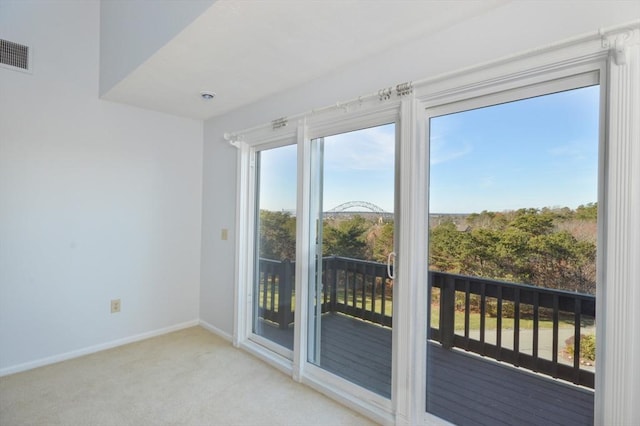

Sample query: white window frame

[249,138,300,361]
[408,27,640,425]
[419,70,603,426]
[231,24,640,426]
[234,131,298,375]
[301,105,402,425]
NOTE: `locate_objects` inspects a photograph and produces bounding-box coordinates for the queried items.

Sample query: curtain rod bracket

[223,132,243,148]
[601,28,635,66]
[396,81,413,97]
[378,87,392,101]
[272,117,288,130]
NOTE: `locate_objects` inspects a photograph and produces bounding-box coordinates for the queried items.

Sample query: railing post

[440,275,456,349]
[278,259,293,330]
[330,256,338,311]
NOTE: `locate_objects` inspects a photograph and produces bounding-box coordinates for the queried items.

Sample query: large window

[426,83,601,425]
[307,124,396,398]
[252,144,297,355]
[232,25,639,425]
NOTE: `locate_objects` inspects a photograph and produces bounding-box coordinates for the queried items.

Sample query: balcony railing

[257,258,294,330]
[430,272,595,388]
[257,256,595,388]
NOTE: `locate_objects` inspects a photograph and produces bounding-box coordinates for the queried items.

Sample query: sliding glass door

[252,143,297,356]
[229,33,637,423]
[425,81,601,425]
[307,123,396,398]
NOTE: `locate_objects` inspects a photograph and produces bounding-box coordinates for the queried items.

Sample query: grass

[328,291,580,332]
[429,305,576,331]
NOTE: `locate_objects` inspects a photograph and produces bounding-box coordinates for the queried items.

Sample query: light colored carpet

[0,327,376,426]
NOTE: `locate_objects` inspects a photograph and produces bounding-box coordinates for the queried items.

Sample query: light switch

[221,228,228,240]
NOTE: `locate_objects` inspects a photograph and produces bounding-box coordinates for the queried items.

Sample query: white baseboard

[199,319,233,342]
[0,319,199,377]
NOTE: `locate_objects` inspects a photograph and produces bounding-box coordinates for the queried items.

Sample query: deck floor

[317,313,392,397]
[258,312,392,397]
[258,314,593,426]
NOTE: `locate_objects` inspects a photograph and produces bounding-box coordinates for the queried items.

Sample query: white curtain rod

[224,19,638,145]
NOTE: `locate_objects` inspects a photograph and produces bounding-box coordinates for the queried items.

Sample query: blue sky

[259,85,600,214]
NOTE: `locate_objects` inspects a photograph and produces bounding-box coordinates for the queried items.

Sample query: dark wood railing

[256,258,294,329]
[257,257,595,388]
[257,256,393,328]
[321,256,393,327]
[430,272,595,388]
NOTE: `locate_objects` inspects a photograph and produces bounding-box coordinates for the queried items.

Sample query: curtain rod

[224,19,639,145]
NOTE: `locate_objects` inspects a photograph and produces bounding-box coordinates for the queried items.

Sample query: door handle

[387,252,396,280]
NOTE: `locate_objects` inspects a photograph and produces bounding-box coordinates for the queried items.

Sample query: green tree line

[258,211,392,262]
[430,204,597,294]
[258,203,597,295]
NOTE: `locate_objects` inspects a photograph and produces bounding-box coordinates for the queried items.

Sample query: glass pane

[307,123,395,398]
[253,144,297,352]
[426,85,599,424]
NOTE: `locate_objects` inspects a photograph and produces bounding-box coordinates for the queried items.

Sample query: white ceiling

[102,0,506,120]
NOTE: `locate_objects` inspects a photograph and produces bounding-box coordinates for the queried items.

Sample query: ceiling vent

[0,39,31,72]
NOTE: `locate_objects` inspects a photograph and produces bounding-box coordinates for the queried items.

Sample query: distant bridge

[278,201,393,218]
[327,201,388,214]
[325,201,393,219]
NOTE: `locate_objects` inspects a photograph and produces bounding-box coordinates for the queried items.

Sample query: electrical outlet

[110,299,121,313]
[221,228,228,240]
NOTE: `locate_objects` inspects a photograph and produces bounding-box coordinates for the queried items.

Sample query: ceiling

[102,0,507,121]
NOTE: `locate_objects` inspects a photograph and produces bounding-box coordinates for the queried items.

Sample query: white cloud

[479,175,495,188]
[430,136,473,165]
[323,125,395,171]
[548,139,594,161]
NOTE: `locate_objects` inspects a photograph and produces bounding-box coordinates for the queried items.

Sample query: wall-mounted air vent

[0,39,31,72]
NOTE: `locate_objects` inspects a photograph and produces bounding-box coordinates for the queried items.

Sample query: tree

[510,208,554,235]
[460,228,500,278]
[429,205,597,294]
[575,202,598,220]
[429,221,465,273]
[261,204,598,294]
[322,215,369,258]
[259,210,296,260]
[494,226,533,282]
[370,222,394,263]
[467,210,509,230]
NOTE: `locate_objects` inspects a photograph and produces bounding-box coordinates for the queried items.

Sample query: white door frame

[229,23,640,425]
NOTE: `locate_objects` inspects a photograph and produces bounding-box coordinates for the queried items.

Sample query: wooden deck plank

[427,344,594,416]
[254,321,294,349]
[427,342,594,426]
[258,315,593,425]
[427,356,593,415]
[318,313,392,397]
[258,313,392,397]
